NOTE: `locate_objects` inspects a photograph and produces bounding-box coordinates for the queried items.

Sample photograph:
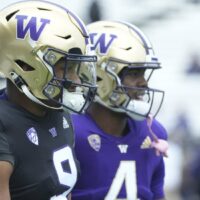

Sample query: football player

[71,21,168,200]
[0,1,96,200]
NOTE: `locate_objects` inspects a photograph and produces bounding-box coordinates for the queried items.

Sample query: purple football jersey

[71,113,167,200]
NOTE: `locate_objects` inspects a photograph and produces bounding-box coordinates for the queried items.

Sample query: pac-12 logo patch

[88,134,101,152]
[26,127,39,145]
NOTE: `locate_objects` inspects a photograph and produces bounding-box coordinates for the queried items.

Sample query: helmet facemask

[42,47,97,113]
[96,58,164,120]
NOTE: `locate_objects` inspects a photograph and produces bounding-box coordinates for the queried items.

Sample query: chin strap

[21,85,62,110]
[10,72,61,110]
[147,114,169,157]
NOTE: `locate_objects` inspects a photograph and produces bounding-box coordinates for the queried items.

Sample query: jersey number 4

[105,161,137,200]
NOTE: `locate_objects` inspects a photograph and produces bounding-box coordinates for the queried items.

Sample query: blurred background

[1,0,200,199]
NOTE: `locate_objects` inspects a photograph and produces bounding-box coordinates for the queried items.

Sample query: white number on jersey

[105,161,137,200]
[50,146,77,199]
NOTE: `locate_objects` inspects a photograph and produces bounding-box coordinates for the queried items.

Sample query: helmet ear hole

[97,76,102,82]
[15,60,35,71]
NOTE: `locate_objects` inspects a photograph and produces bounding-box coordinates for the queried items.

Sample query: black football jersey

[0,100,79,200]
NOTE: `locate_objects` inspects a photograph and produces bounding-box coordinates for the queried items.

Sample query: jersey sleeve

[151,119,167,199]
[0,121,15,166]
[151,158,165,199]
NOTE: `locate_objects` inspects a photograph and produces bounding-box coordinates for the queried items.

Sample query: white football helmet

[0,1,97,112]
[87,21,164,120]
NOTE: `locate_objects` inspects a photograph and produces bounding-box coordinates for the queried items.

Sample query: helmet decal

[89,33,117,55]
[16,15,50,41]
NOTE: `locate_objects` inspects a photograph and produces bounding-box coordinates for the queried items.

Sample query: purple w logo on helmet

[15,15,50,41]
[89,33,117,55]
